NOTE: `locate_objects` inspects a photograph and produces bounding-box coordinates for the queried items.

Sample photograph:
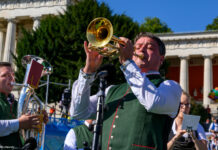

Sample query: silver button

[109,147,112,150]
[115,115,119,118]
[111,135,114,139]
[113,125,116,128]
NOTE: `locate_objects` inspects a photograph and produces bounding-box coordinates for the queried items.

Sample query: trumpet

[87,17,121,58]
[86,17,144,59]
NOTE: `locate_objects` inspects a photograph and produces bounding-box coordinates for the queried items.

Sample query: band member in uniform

[70,32,182,150]
[64,119,94,150]
[0,62,48,148]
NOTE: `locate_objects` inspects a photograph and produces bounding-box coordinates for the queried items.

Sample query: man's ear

[160,56,165,65]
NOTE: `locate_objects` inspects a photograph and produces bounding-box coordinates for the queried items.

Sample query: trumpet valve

[35,113,44,133]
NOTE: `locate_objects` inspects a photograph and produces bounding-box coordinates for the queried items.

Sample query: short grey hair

[134,32,166,56]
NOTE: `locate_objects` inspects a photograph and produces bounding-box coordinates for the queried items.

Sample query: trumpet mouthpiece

[11,82,26,87]
[133,53,144,60]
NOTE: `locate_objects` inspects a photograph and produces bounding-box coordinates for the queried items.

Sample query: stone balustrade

[0,0,74,10]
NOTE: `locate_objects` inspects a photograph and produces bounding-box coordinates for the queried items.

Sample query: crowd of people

[202,116,218,150]
[1,32,217,150]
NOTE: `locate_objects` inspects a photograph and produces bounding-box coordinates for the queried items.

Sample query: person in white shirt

[0,62,48,148]
[70,32,182,149]
[167,91,207,150]
[209,117,218,134]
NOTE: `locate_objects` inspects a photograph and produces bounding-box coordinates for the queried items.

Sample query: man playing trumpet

[70,32,182,150]
[0,62,48,148]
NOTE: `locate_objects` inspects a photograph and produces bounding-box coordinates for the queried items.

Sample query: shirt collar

[172,120,188,138]
[7,94,15,104]
[0,92,14,104]
[84,120,91,128]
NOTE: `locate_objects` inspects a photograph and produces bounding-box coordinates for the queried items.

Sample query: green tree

[206,16,218,30]
[139,17,173,33]
[190,99,208,124]
[15,0,139,103]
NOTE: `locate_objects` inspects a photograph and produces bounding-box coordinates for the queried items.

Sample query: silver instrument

[17,55,52,149]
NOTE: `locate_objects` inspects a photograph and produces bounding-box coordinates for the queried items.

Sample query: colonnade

[179,55,214,105]
[0,17,41,62]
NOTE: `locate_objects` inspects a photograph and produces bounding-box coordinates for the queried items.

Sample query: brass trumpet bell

[86,17,123,58]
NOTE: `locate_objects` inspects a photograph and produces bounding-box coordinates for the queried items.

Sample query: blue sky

[97,0,218,33]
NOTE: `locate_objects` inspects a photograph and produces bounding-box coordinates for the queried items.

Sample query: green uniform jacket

[74,124,93,149]
[0,93,23,147]
[102,75,174,150]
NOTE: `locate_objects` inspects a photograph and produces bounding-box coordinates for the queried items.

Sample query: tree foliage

[15,0,140,103]
[139,17,173,33]
[206,16,218,31]
[190,99,208,124]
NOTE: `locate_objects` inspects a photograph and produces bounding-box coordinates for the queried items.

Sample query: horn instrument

[86,17,144,59]
[17,55,52,149]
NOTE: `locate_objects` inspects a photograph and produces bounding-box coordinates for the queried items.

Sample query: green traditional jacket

[0,92,23,147]
[102,75,174,150]
[74,124,93,149]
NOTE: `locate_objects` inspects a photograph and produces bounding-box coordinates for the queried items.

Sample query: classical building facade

[1,0,218,112]
[0,0,77,62]
[158,31,218,111]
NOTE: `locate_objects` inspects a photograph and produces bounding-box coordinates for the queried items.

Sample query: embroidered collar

[0,92,15,104]
[7,94,15,104]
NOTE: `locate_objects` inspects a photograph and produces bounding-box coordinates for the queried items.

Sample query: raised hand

[174,128,186,140]
[118,37,134,64]
[83,41,103,74]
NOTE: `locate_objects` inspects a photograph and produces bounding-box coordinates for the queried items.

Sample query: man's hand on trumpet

[118,37,134,64]
[83,41,103,74]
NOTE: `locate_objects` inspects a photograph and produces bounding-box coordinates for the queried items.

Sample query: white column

[3,19,16,62]
[0,30,5,61]
[203,55,213,106]
[180,56,189,92]
[33,17,41,30]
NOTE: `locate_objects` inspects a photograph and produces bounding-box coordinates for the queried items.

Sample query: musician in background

[0,62,48,148]
[167,91,207,150]
[64,119,94,150]
[70,32,182,149]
